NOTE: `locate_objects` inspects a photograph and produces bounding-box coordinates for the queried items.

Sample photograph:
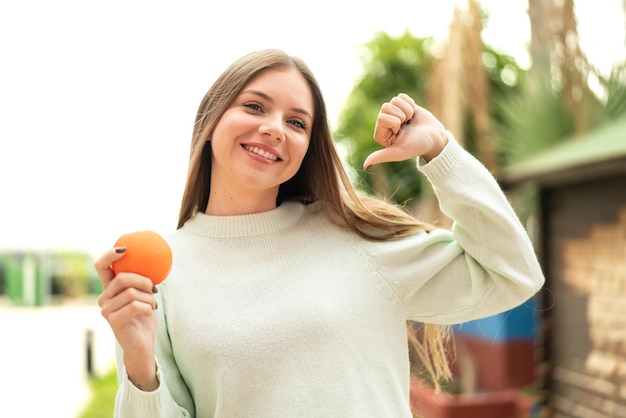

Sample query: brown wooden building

[502,117,626,417]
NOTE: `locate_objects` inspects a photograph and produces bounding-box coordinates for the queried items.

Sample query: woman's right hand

[95,247,160,390]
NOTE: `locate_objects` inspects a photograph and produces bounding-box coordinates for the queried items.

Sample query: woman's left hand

[363,93,448,169]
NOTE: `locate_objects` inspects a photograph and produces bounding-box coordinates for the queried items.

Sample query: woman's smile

[242,143,281,162]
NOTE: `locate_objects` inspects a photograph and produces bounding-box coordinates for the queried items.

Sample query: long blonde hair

[177,48,451,384]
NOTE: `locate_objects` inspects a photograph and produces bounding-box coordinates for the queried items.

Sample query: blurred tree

[335,0,625,214]
[497,0,626,166]
[527,0,552,92]
[335,1,524,218]
[553,0,598,133]
[334,31,434,207]
[429,0,498,170]
[425,0,493,226]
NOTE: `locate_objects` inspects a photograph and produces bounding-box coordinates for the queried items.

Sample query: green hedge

[79,368,117,418]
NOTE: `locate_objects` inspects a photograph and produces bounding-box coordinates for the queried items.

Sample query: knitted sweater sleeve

[112,290,194,418]
[362,133,545,324]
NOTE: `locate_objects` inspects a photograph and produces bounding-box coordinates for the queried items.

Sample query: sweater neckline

[183,201,308,239]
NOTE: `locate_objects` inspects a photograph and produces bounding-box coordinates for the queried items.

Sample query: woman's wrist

[125,353,160,391]
[128,371,160,392]
[421,130,449,162]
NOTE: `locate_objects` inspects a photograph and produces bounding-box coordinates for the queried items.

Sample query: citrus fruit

[111,230,172,285]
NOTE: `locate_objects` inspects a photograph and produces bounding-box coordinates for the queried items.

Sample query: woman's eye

[243,102,262,112]
[288,119,306,130]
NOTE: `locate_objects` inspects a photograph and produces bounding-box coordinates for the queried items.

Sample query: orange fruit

[111,230,172,285]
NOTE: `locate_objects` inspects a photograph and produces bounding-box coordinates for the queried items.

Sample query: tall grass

[79,368,117,418]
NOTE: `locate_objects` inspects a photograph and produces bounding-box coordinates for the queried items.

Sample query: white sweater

[114,136,544,417]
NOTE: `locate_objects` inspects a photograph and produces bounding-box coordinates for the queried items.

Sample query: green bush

[79,368,117,418]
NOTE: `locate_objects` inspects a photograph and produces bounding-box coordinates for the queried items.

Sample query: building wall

[542,174,626,417]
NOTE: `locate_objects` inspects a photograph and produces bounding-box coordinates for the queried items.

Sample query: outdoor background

[1,0,622,257]
[1,0,625,417]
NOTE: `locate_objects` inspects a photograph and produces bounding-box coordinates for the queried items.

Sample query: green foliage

[495,64,626,166]
[335,30,527,204]
[0,251,101,305]
[49,252,102,297]
[79,368,118,418]
[494,82,576,165]
[335,26,625,201]
[596,66,626,124]
[470,47,526,159]
[335,31,434,204]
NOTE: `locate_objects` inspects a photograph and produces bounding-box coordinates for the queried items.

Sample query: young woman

[95,49,544,417]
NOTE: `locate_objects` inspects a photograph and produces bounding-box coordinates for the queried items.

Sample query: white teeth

[243,145,278,161]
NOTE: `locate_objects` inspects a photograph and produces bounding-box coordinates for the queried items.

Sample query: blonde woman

[95,49,544,417]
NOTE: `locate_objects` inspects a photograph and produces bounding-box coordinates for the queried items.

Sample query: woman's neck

[205,189,279,216]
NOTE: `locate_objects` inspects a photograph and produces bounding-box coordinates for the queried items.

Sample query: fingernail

[154,301,158,310]
[152,285,158,294]
[364,165,372,171]
[115,247,126,254]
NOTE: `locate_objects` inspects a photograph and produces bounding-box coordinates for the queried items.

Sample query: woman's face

[209,67,314,208]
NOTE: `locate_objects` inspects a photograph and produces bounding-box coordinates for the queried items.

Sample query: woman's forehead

[243,68,314,107]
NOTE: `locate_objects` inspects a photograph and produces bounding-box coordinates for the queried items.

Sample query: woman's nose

[259,115,285,141]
